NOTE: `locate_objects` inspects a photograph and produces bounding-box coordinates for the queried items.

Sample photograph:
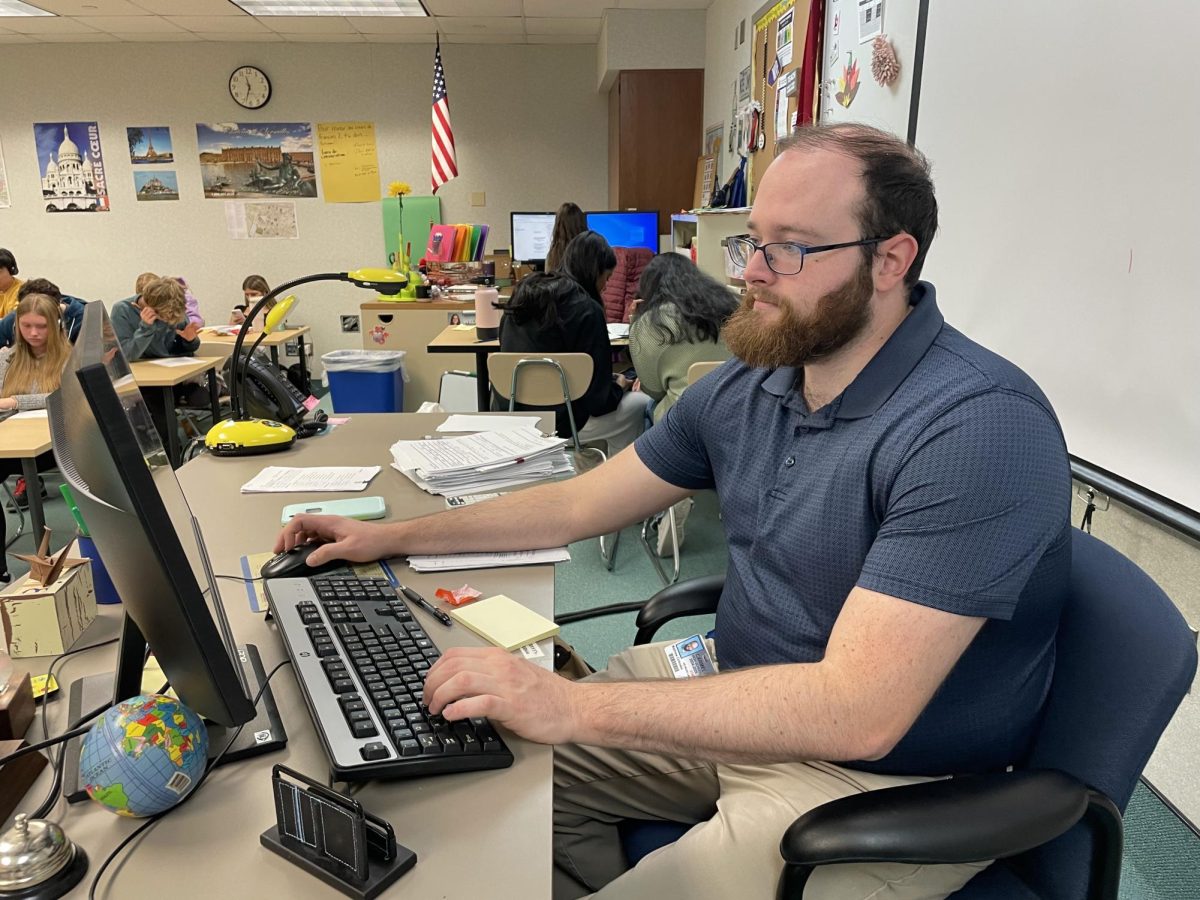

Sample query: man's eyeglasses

[726,235,886,276]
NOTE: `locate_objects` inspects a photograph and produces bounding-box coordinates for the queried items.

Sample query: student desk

[0,414,52,539]
[427,324,631,412]
[13,413,555,899]
[199,325,312,390]
[128,357,223,468]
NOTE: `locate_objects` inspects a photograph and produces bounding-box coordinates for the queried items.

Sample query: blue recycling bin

[323,350,407,413]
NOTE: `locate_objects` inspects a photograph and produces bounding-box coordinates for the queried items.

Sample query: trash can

[322,350,407,413]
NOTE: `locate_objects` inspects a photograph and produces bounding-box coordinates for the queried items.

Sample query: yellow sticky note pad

[448,594,559,652]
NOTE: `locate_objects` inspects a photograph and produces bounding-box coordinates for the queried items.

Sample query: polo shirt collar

[760,281,944,421]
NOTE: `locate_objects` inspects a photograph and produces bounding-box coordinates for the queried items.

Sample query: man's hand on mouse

[275,514,392,566]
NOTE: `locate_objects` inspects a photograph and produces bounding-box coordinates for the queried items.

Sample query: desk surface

[199,325,310,347]
[16,413,555,899]
[128,356,221,387]
[0,414,51,458]
[427,324,629,351]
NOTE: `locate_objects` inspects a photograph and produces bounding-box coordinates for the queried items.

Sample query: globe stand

[62,635,286,804]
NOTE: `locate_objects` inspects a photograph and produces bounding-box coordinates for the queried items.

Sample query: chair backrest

[962,529,1197,899]
[488,353,594,406]
[686,360,723,385]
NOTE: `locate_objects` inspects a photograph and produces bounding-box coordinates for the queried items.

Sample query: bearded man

[276,124,1072,900]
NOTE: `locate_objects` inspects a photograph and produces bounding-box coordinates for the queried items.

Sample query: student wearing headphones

[0,278,86,346]
[0,249,23,318]
[0,293,73,578]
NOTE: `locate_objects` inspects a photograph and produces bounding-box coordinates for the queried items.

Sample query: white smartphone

[280,496,387,525]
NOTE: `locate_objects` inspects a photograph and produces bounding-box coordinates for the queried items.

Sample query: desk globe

[80,694,209,817]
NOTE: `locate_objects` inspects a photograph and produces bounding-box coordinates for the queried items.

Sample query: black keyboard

[265,574,514,781]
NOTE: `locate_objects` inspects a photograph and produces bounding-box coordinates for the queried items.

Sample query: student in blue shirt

[277,124,1071,900]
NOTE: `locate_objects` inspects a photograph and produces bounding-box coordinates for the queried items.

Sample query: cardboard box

[0,559,96,658]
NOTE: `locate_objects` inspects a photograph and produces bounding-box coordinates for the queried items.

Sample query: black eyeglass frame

[726,234,888,275]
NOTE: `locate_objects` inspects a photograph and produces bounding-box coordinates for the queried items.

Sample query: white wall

[703,0,760,189]
[597,8,707,90]
[0,41,608,373]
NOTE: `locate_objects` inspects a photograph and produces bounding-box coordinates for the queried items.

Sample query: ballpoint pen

[400,584,453,627]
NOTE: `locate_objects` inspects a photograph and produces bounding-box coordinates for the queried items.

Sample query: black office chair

[560,530,1197,899]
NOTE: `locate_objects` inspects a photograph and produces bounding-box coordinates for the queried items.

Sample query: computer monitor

[586,210,660,253]
[510,211,556,266]
[48,302,284,798]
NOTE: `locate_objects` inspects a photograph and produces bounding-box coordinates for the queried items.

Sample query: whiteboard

[915,0,1200,512]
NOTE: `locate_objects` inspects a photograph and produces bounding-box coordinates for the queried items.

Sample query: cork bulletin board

[749,0,815,199]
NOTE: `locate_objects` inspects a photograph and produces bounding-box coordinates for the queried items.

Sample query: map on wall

[34,122,110,212]
[0,136,9,209]
[224,200,299,239]
[196,122,317,199]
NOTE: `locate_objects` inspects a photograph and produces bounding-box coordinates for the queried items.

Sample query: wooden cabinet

[608,69,704,241]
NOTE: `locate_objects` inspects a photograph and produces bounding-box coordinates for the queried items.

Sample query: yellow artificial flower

[388,181,412,197]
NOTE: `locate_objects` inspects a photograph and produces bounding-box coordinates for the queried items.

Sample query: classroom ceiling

[0,0,712,44]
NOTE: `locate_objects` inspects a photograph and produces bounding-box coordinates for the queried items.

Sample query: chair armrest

[633,573,725,644]
[781,770,1090,868]
[554,574,725,639]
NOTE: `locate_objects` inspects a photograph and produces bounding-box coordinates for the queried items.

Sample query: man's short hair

[135,271,159,294]
[18,278,62,303]
[777,124,939,287]
[0,248,17,276]
[141,277,187,323]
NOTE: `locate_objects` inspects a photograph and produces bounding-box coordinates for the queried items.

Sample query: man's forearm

[570,664,887,765]
[382,479,589,555]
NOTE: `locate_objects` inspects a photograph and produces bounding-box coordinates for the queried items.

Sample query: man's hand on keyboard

[424,647,579,745]
[275,514,392,566]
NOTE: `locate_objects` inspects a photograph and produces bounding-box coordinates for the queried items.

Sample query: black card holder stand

[260,764,416,900]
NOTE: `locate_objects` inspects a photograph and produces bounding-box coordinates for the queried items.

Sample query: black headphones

[0,249,17,277]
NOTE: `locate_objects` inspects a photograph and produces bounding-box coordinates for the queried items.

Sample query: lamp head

[347,267,407,296]
[263,294,296,333]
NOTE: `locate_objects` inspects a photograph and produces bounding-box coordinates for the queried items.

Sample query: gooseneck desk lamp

[205,268,407,456]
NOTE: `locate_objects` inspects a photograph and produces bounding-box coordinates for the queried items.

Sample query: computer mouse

[260,542,347,579]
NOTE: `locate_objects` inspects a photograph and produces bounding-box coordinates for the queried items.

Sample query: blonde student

[0,293,72,580]
[112,276,201,361]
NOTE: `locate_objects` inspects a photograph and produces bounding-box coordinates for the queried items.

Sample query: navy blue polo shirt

[635,283,1072,776]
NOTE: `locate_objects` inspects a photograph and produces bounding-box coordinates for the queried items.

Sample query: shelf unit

[672,209,751,287]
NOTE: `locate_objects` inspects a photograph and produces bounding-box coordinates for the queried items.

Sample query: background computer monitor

[48,302,278,741]
[586,210,660,253]
[510,211,556,265]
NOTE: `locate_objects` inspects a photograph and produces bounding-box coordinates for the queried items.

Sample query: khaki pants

[552,641,990,899]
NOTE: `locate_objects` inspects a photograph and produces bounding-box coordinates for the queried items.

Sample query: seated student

[0,279,86,347]
[498,233,651,458]
[0,294,72,579]
[229,274,274,327]
[545,202,588,273]
[629,253,738,425]
[126,272,204,328]
[278,124,1072,900]
[0,248,23,318]
[112,276,201,362]
[629,253,739,555]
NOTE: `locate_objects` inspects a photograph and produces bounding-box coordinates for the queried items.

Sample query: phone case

[281,496,387,525]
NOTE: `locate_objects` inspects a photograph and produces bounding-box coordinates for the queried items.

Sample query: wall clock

[229,65,271,110]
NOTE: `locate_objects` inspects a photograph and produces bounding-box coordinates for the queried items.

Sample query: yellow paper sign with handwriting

[317,121,381,204]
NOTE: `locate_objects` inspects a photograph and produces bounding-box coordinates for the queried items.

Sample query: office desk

[199,325,312,391]
[427,324,631,411]
[128,357,222,468]
[0,415,52,538]
[15,413,554,899]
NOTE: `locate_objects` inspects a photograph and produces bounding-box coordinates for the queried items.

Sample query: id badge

[663,634,716,678]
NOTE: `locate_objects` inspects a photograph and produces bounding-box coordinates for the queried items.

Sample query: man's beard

[724,259,875,369]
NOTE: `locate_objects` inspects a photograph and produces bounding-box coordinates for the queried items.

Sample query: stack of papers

[390,427,573,496]
[241,466,381,493]
[406,548,571,573]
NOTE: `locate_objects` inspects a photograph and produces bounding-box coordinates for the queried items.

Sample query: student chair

[487,353,620,570]
[637,360,727,586]
[567,530,1197,900]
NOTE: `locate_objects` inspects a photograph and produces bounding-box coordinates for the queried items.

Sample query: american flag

[431,39,458,194]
